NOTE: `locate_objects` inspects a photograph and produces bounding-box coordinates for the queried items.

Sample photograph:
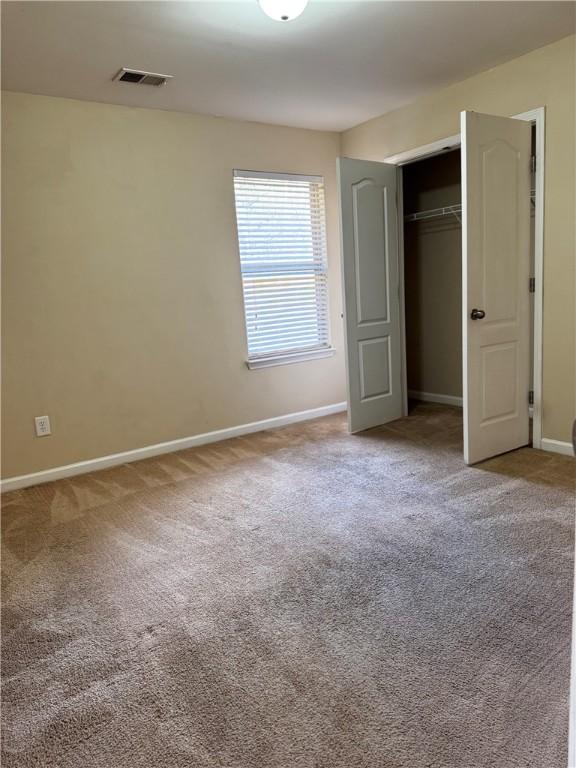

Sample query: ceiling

[2,1,574,131]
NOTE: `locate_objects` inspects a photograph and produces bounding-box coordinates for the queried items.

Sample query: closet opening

[400,123,536,445]
[402,148,463,413]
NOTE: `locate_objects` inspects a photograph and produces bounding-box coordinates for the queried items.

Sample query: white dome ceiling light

[258,0,309,22]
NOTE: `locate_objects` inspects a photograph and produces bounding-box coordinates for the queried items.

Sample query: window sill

[247,347,335,370]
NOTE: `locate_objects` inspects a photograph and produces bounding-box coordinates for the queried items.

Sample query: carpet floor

[2,403,575,768]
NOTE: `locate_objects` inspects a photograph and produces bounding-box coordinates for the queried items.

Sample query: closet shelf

[404,205,461,224]
[404,190,536,224]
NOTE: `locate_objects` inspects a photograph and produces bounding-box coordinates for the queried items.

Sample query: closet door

[461,111,531,464]
[337,158,403,433]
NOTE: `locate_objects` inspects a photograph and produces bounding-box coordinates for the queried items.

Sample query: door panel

[461,111,531,464]
[337,158,403,433]
[353,180,390,324]
[359,336,391,399]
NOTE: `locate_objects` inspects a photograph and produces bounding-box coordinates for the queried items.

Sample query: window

[233,170,333,368]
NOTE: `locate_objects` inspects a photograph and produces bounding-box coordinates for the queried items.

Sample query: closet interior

[402,148,464,409]
[401,125,535,430]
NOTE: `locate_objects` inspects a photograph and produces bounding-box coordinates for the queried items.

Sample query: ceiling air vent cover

[113,68,173,87]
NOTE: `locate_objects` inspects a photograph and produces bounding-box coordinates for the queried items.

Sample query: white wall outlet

[34,415,51,437]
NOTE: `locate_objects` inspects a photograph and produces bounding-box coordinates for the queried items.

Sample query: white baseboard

[0,402,347,493]
[540,438,574,457]
[408,390,463,408]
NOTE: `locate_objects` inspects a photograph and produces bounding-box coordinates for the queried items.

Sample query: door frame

[384,107,545,450]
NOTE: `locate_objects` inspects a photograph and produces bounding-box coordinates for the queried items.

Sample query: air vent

[113,68,173,87]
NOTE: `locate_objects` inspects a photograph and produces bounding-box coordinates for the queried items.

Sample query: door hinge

[529,390,534,406]
[529,277,536,293]
[531,155,536,173]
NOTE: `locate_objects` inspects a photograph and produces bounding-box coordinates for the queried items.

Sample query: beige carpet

[2,403,575,768]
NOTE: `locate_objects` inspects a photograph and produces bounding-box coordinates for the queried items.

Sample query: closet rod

[404,190,536,223]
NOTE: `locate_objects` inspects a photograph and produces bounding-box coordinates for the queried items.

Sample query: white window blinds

[233,170,330,363]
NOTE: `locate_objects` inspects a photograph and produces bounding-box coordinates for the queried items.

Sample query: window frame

[233,169,335,369]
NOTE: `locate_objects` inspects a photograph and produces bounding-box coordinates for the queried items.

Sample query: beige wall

[1,92,346,478]
[343,34,576,443]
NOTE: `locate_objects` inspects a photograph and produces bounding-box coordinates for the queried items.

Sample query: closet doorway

[337,108,544,464]
[394,112,541,459]
[402,149,464,411]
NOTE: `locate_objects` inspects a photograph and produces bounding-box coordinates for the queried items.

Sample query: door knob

[470,308,486,320]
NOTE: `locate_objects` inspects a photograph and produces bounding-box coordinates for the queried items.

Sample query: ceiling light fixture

[258,0,309,22]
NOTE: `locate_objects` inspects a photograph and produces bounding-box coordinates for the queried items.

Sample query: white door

[461,111,532,464]
[337,158,403,433]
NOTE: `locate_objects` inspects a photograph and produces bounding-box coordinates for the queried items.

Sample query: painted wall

[343,34,576,444]
[403,151,462,399]
[1,93,346,478]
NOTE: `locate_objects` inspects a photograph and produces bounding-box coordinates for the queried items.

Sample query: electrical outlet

[34,415,51,437]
